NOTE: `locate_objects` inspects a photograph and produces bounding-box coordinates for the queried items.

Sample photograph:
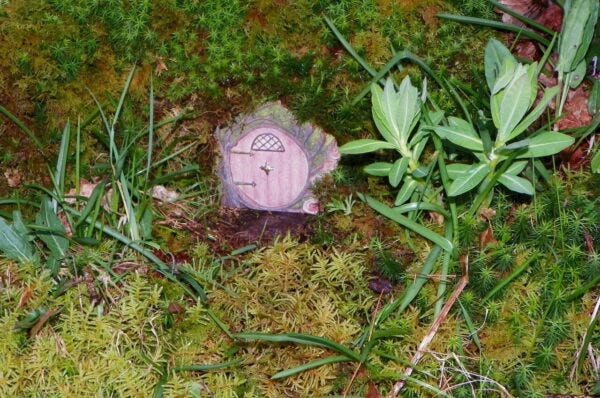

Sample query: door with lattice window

[229,127,310,209]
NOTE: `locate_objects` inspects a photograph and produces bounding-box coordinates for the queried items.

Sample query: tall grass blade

[235,332,361,361]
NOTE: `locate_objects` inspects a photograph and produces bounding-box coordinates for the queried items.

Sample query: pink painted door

[229,127,309,209]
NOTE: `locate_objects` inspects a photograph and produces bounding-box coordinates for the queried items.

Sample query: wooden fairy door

[229,127,310,210]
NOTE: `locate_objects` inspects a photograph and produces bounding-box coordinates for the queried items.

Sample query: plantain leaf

[491,56,517,94]
[569,60,587,89]
[396,76,421,142]
[446,163,472,179]
[484,39,515,92]
[389,158,409,187]
[364,162,393,177]
[589,80,600,116]
[592,150,600,173]
[371,83,399,146]
[557,0,596,75]
[498,173,534,195]
[395,177,418,206]
[432,123,483,152]
[448,163,490,196]
[0,217,36,263]
[340,139,396,154]
[517,132,574,158]
[505,160,528,175]
[498,65,532,143]
[507,86,560,141]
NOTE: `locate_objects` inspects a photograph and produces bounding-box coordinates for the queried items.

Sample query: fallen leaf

[152,185,179,203]
[366,382,382,398]
[29,308,60,337]
[479,208,497,222]
[499,0,563,31]
[584,230,595,254]
[18,287,32,308]
[555,85,593,130]
[156,57,168,76]
[368,277,393,295]
[479,226,497,250]
[168,302,185,314]
[4,168,23,188]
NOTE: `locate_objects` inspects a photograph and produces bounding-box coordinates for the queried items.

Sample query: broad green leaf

[498,66,532,143]
[484,39,515,92]
[490,90,503,130]
[448,163,491,196]
[0,218,35,263]
[557,0,595,74]
[371,83,399,146]
[507,86,560,141]
[433,124,483,151]
[411,166,428,179]
[389,158,409,187]
[592,150,600,173]
[396,76,421,142]
[339,139,395,154]
[517,132,575,158]
[491,56,517,94]
[446,163,472,179]
[568,60,587,89]
[364,162,393,177]
[571,0,598,70]
[36,198,69,260]
[498,173,534,195]
[589,80,600,115]
[363,195,453,252]
[395,177,418,206]
[505,160,528,175]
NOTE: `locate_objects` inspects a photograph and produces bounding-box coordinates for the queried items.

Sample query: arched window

[251,133,285,152]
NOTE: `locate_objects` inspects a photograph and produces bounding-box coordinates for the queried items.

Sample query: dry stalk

[388,255,469,397]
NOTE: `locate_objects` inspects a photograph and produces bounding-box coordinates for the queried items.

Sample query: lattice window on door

[251,133,285,152]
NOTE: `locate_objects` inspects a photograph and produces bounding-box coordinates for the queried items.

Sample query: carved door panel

[229,127,310,209]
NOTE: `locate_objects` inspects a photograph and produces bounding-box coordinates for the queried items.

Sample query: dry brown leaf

[479,208,497,222]
[17,287,32,308]
[156,57,168,76]
[4,168,23,188]
[365,381,382,398]
[29,308,60,337]
[499,0,563,31]
[479,225,498,250]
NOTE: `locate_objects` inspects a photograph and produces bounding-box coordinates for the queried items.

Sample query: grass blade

[0,104,44,151]
[174,359,244,373]
[271,356,351,380]
[437,13,550,46]
[483,254,540,302]
[363,195,453,252]
[235,332,361,362]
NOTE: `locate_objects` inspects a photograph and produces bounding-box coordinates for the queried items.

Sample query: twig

[570,294,600,380]
[389,255,469,397]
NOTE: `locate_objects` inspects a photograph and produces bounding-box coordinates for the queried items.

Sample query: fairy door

[229,127,310,210]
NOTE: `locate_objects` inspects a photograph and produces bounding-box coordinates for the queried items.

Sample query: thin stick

[389,255,469,397]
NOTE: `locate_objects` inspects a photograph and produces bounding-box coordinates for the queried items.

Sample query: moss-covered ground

[0,0,599,397]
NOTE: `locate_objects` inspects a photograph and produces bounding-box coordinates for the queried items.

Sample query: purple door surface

[229,127,310,209]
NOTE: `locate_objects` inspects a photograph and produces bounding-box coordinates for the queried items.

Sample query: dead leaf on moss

[29,308,61,337]
[555,85,593,130]
[499,0,563,31]
[156,57,168,76]
[4,168,23,188]
[17,287,32,308]
[366,381,382,398]
[152,185,179,203]
[479,225,497,250]
[480,208,497,222]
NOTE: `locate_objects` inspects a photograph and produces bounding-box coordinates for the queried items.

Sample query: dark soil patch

[204,208,313,253]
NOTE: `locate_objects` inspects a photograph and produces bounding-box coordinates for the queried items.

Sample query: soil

[203,207,314,253]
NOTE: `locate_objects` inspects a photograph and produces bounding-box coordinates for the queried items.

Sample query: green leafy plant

[435,39,573,199]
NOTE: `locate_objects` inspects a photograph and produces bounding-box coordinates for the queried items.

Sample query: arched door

[229,127,310,209]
